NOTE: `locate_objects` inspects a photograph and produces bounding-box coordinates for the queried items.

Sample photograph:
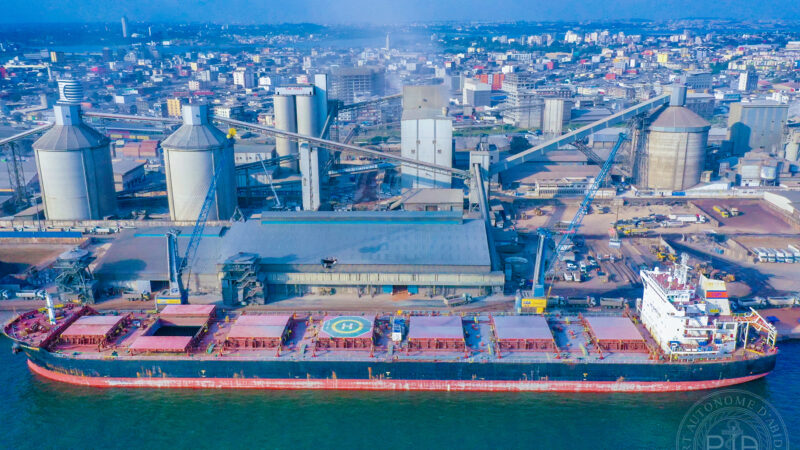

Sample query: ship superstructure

[639,258,775,357]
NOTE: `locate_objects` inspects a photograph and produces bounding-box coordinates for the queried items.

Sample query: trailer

[599,297,626,308]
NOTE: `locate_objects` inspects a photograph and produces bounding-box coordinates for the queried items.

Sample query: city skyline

[3,0,800,24]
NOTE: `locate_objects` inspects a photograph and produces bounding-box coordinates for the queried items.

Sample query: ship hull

[23,349,776,393]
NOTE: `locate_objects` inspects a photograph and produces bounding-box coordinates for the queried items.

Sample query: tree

[509,136,531,154]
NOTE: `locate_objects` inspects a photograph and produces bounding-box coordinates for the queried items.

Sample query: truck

[661,220,686,228]
[668,214,706,223]
[16,289,47,300]
[599,297,626,308]
[565,296,594,307]
[713,205,730,218]
[443,293,472,307]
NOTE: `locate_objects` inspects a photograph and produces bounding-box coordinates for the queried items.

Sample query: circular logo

[676,389,789,450]
[322,316,371,338]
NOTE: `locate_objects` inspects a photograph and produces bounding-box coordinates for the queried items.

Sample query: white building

[233,68,255,89]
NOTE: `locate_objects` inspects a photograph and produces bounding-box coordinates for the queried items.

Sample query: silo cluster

[162,104,237,221]
[272,78,327,171]
[640,85,710,191]
[33,103,117,220]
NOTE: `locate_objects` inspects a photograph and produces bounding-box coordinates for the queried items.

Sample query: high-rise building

[233,68,255,89]
[681,71,712,92]
[737,68,758,92]
[501,72,543,128]
[328,67,385,103]
[166,98,187,118]
[121,16,128,39]
[400,85,453,190]
[727,101,789,155]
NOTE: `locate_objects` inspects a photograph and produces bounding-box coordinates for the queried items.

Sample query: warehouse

[94,211,504,304]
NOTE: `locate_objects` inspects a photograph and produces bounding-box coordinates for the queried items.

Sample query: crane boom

[181,150,227,290]
[545,132,627,277]
[159,143,231,305]
[522,132,627,311]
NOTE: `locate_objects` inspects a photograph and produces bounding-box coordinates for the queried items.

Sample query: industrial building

[462,79,491,107]
[542,98,573,135]
[727,101,788,156]
[162,104,237,221]
[112,159,146,192]
[396,188,464,212]
[273,77,329,210]
[328,66,385,103]
[637,86,710,191]
[400,85,453,190]
[93,211,504,304]
[501,164,602,199]
[501,73,543,128]
[32,103,117,220]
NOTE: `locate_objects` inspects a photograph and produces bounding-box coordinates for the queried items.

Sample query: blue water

[1,335,798,450]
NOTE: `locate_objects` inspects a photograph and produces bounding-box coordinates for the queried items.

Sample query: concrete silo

[273,94,298,170]
[640,86,710,191]
[162,104,237,221]
[295,93,320,138]
[33,104,117,220]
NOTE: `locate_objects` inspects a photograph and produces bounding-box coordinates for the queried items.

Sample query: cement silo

[295,93,320,138]
[162,104,237,221]
[640,86,710,191]
[33,104,117,220]
[273,94,298,170]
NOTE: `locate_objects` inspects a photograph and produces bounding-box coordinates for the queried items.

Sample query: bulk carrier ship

[4,262,778,392]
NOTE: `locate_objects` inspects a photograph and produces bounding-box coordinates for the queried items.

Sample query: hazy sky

[2,0,799,24]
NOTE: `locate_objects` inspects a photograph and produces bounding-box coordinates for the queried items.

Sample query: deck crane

[158,134,235,306]
[518,132,628,313]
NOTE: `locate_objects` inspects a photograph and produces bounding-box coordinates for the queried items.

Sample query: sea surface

[1,315,798,450]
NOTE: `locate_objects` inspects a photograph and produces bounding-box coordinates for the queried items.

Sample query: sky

[2,0,800,24]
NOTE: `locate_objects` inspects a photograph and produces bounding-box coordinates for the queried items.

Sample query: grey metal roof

[112,159,146,175]
[33,124,108,151]
[95,213,491,279]
[401,188,463,205]
[649,106,711,133]
[161,123,230,151]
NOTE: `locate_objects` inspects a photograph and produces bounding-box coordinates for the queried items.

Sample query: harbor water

[1,326,798,449]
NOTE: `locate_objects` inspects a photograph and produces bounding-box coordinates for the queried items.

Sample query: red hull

[28,361,769,393]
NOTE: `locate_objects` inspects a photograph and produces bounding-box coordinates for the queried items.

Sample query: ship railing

[734,308,778,349]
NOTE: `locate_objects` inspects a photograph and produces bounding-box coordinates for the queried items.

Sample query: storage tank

[760,164,778,183]
[640,85,710,191]
[33,104,117,220]
[162,104,236,221]
[295,93,320,138]
[273,94,298,170]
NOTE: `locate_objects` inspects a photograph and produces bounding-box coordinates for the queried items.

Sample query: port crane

[520,132,628,312]
[160,133,235,305]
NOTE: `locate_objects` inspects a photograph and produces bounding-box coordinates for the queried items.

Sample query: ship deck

[3,304,769,366]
